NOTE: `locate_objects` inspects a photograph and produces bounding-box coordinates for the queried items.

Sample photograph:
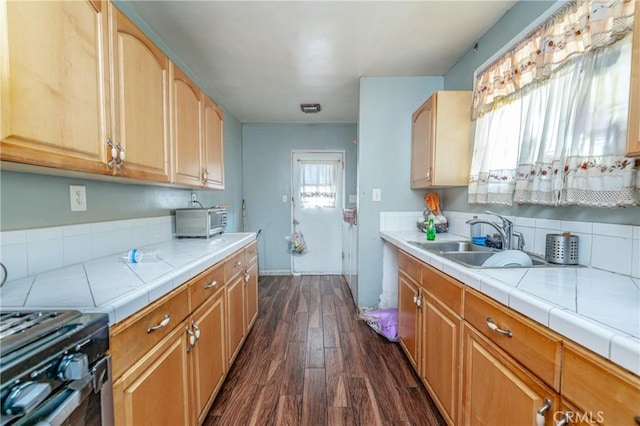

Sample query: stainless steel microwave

[175,207,227,238]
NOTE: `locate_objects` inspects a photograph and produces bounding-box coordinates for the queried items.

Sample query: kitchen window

[469,0,639,208]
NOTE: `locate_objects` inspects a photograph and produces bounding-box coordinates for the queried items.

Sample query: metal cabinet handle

[234,261,242,267]
[244,271,250,283]
[204,279,218,289]
[555,412,570,426]
[486,317,513,338]
[412,293,418,305]
[107,138,117,169]
[186,326,195,353]
[192,321,200,339]
[535,399,552,426]
[147,314,170,333]
[426,167,432,181]
[115,142,125,169]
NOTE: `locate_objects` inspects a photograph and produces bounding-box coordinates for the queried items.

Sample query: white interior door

[292,151,344,274]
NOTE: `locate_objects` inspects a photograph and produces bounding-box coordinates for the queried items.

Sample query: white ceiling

[124,1,516,123]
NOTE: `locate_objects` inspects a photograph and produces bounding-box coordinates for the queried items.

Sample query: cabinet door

[113,321,190,426]
[244,261,258,332]
[226,273,245,364]
[190,290,226,425]
[202,96,225,189]
[110,6,170,182]
[410,96,435,188]
[461,324,560,426]
[422,294,461,425]
[398,271,420,369]
[1,0,110,175]
[172,64,203,187]
[627,2,640,157]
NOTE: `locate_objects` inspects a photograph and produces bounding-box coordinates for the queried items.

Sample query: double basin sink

[409,240,551,269]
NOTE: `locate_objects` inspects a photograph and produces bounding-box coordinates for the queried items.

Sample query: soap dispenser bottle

[426,216,436,241]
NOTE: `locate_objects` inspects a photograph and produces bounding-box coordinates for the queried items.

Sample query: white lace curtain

[299,160,339,208]
[469,0,639,207]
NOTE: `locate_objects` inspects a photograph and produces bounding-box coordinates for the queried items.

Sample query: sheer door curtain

[469,0,638,207]
[299,160,339,209]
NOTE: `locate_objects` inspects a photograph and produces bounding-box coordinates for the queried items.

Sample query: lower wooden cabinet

[244,259,258,331]
[398,251,422,370]
[113,320,191,426]
[226,272,245,365]
[422,293,461,425]
[561,342,640,425]
[461,324,560,426]
[190,288,226,424]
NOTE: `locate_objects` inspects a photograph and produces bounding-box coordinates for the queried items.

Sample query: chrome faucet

[466,211,521,251]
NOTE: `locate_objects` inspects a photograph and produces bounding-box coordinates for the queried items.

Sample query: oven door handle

[35,375,93,426]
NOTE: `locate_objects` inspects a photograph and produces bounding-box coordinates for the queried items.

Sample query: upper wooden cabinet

[110,5,170,182]
[171,63,225,189]
[627,3,640,157]
[0,0,111,175]
[411,91,472,188]
[171,64,203,187]
[202,96,225,189]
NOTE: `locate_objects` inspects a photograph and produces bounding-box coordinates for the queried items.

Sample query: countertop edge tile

[610,334,640,376]
[508,289,554,327]
[548,307,617,359]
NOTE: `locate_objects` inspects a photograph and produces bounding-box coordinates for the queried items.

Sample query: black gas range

[0,311,112,426]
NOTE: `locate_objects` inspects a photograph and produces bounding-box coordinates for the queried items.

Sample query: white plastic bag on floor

[359,308,398,342]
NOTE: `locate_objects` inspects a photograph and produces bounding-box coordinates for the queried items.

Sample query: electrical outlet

[191,193,197,203]
[282,195,288,203]
[69,185,87,211]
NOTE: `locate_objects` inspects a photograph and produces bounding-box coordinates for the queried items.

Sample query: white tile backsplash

[382,211,640,279]
[0,216,174,280]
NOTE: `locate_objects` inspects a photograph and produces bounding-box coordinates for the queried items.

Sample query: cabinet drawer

[224,249,245,280]
[398,250,421,283]
[110,284,189,380]
[244,240,258,265]
[189,262,224,310]
[464,288,562,391]
[562,343,640,425]
[422,263,463,315]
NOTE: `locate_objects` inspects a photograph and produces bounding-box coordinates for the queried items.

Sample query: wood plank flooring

[206,275,445,426]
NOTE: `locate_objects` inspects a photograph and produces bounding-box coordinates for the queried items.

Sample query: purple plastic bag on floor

[359,308,398,342]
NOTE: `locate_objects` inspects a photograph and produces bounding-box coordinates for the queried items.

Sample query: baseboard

[259,269,292,276]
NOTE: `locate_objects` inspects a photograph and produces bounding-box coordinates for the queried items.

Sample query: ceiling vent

[300,103,321,114]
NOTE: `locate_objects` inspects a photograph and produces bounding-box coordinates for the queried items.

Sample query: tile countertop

[381,230,640,376]
[0,233,256,326]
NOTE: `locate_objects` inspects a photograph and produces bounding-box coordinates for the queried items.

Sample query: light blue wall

[442,0,640,225]
[357,77,444,307]
[0,2,244,232]
[242,124,357,273]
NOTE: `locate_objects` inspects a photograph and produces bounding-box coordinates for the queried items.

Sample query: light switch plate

[282,195,288,203]
[349,194,357,203]
[372,188,381,202]
[69,185,87,211]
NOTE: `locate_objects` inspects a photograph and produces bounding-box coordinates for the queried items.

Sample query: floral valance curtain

[299,160,339,208]
[472,0,636,120]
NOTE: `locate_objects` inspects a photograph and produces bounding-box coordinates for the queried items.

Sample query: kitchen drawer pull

[244,271,250,283]
[234,261,242,267]
[147,314,170,333]
[486,317,513,338]
[204,279,218,289]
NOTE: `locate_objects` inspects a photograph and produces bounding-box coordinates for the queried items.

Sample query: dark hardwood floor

[205,275,445,426]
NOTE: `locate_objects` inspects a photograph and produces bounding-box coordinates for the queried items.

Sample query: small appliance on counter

[175,207,227,238]
[545,232,579,265]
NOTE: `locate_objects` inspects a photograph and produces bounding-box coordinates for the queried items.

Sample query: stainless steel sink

[409,241,496,253]
[408,240,562,269]
[442,251,548,268]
